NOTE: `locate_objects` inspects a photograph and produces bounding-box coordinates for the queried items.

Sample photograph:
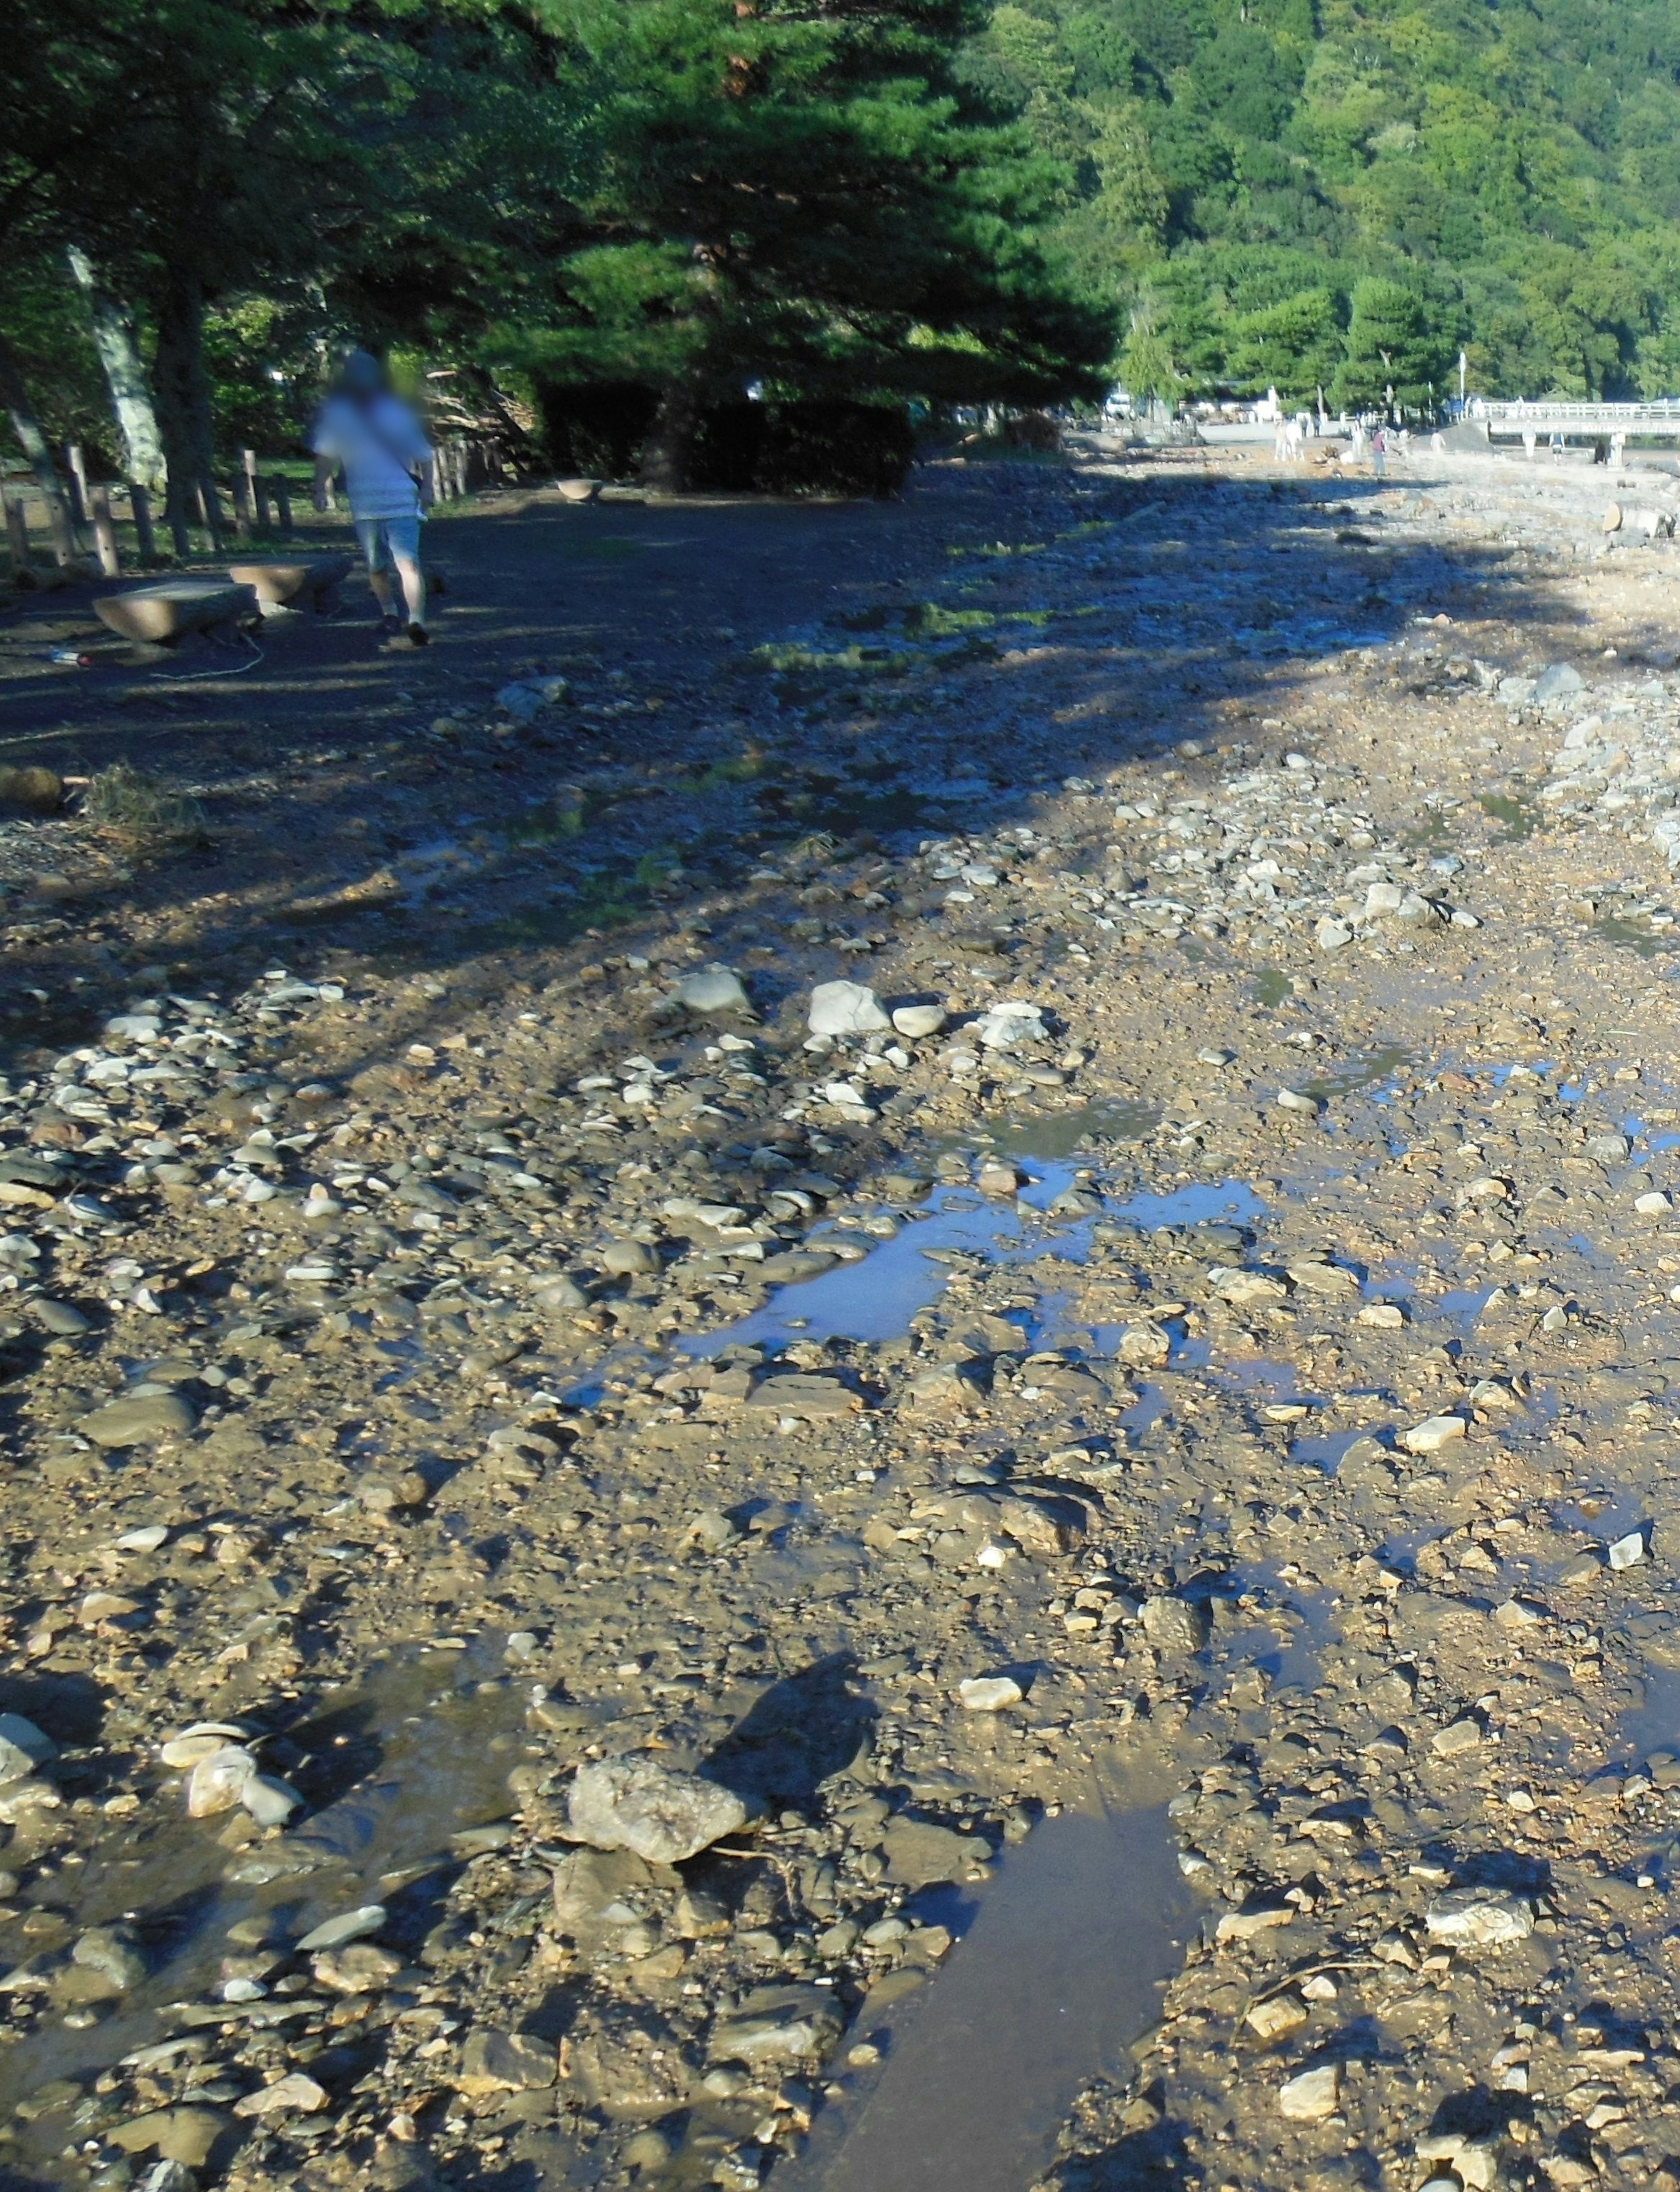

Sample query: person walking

[311,349,436,646]
[1371,424,1387,478]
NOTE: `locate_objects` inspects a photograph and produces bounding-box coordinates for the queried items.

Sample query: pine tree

[524,0,1115,485]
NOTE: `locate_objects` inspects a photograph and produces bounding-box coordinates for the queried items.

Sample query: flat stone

[93,578,257,644]
[81,1393,195,1447]
[311,1941,403,1993]
[744,1372,861,1419]
[709,1985,843,2066]
[1432,1719,1482,1758]
[295,1905,387,1953]
[808,981,890,1036]
[1609,1529,1645,1570]
[73,1926,147,1989]
[881,1818,993,1884]
[495,675,569,721]
[226,556,351,608]
[457,2029,556,2095]
[1534,661,1586,703]
[232,2073,329,2118]
[111,2109,227,2166]
[1424,1888,1533,1947]
[568,1756,749,1863]
[186,1745,258,1817]
[1246,1993,1309,2040]
[1400,1414,1466,1456]
[1141,1596,1211,1654]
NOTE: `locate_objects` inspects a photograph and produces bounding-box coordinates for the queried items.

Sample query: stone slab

[94,579,258,643]
[226,556,352,607]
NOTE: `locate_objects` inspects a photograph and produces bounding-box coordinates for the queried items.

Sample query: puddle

[1594,916,1666,959]
[784,1793,1194,2192]
[685,1164,1090,1353]
[987,1099,1160,1159]
[1478,791,1540,841]
[1251,969,1292,1008]
[0,1639,525,2181]
[1303,1044,1415,1102]
[1107,1181,1267,1231]
[1620,1664,1680,1763]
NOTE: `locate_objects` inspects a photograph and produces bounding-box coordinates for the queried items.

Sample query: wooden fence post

[89,483,121,577]
[63,443,90,525]
[253,473,272,532]
[270,477,294,535]
[129,483,157,563]
[230,468,253,543]
[3,485,28,571]
[195,476,226,553]
[242,448,259,516]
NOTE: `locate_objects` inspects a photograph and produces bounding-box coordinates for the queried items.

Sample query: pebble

[186,1744,259,1817]
[1400,1414,1466,1455]
[232,2073,329,2118]
[671,963,752,1017]
[1608,1529,1645,1569]
[892,1003,947,1038]
[0,1714,56,1784]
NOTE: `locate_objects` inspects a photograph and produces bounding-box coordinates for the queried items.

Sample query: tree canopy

[959,0,1680,405]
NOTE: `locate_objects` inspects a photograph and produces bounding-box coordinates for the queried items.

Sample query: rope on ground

[147,629,265,681]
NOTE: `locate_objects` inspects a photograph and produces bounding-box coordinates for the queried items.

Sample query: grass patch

[82,762,207,848]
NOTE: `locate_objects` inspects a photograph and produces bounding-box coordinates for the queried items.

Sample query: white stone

[1277,2065,1340,2120]
[569,1755,749,1863]
[1636,1191,1672,1216]
[672,964,751,1017]
[1424,1888,1533,1947]
[1315,917,1352,951]
[957,1675,1023,1713]
[297,1905,387,1952]
[1400,1414,1466,1455]
[808,981,890,1037]
[972,1000,1047,1051]
[892,1003,947,1039]
[1609,1529,1645,1570]
[186,1744,259,1816]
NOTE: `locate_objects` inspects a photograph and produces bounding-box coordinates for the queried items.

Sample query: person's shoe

[406,622,430,647]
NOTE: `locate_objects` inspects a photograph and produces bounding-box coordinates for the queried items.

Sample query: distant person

[311,349,436,647]
[1550,429,1566,462]
[1523,428,1537,461]
[1371,425,1387,478]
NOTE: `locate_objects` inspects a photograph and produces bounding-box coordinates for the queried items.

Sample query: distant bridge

[1468,399,1680,446]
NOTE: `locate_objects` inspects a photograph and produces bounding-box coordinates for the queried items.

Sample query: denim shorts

[354,514,422,571]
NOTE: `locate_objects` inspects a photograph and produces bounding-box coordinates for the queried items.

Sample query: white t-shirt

[311,393,430,521]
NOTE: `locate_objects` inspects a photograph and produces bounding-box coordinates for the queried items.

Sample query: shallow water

[784,1793,1194,2192]
[0,1640,526,2182]
[686,1162,1090,1353]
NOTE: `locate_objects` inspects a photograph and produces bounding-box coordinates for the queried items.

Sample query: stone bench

[227,555,353,610]
[94,577,258,644]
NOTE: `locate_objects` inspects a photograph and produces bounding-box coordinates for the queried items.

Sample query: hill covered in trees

[964,0,1680,405]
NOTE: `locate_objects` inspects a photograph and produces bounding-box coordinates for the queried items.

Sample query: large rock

[808,981,890,1037]
[456,2029,556,2095]
[567,1756,749,1863]
[1424,1888,1533,1948]
[1141,1595,1211,1654]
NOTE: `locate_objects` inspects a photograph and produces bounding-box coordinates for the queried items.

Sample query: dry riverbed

[3,441,1680,2192]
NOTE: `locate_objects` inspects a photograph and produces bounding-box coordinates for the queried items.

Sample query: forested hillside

[962,0,1680,403]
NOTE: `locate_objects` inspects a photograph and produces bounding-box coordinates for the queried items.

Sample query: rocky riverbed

[4,438,1680,2192]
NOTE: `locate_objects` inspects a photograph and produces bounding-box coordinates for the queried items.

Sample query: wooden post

[242,448,259,513]
[63,443,89,524]
[89,482,120,577]
[195,476,226,552]
[270,477,294,535]
[129,482,157,562]
[2,485,28,571]
[230,468,253,542]
[253,473,272,532]
[44,482,77,566]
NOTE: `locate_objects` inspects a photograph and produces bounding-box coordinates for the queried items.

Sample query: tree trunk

[640,379,701,495]
[152,265,214,528]
[67,248,167,495]
[0,327,77,563]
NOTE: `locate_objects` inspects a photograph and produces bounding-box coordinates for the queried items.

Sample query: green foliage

[963,0,1680,406]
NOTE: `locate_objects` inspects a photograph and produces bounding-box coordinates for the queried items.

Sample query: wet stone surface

[7,445,1680,2192]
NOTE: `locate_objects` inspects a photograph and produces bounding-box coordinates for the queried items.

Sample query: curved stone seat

[94,577,258,644]
[227,555,353,608]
